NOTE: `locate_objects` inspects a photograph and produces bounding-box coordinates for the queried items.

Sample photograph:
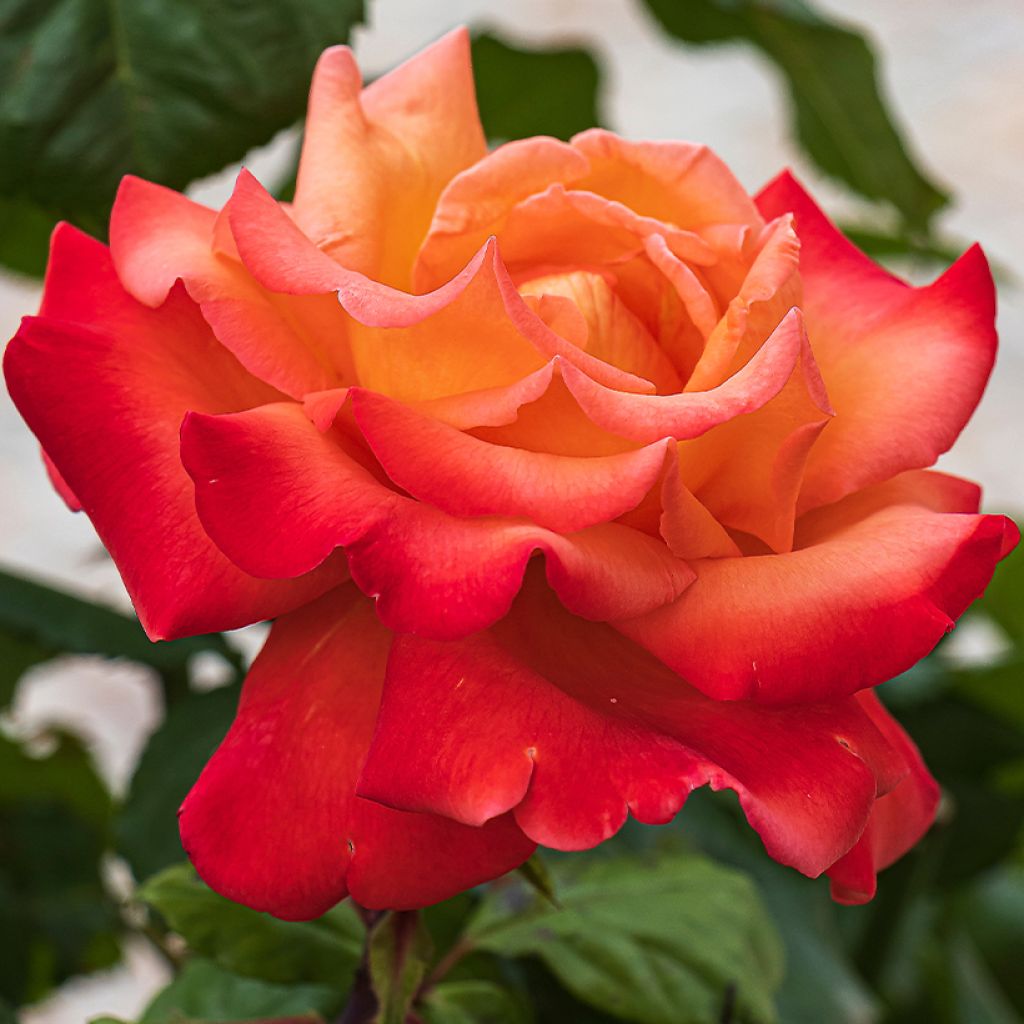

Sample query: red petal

[110,176,349,398]
[179,585,534,919]
[3,226,344,640]
[617,471,1018,702]
[360,575,905,877]
[827,691,941,904]
[757,172,997,511]
[181,401,693,637]
[350,388,673,532]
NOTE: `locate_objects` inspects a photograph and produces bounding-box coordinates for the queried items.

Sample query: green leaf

[368,910,433,1024]
[467,850,783,1024]
[420,980,531,1024]
[140,958,337,1023]
[116,683,240,880]
[975,537,1024,645]
[640,0,948,231]
[516,852,560,908]
[0,628,52,710]
[138,863,362,988]
[0,732,119,1004]
[658,790,878,1024]
[471,33,603,142]
[0,0,364,245]
[0,568,240,687]
[0,195,54,277]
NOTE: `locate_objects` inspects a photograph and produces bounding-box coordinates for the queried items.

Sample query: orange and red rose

[5,29,1016,919]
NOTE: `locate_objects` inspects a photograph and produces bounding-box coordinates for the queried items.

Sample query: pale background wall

[4,1,1022,1019]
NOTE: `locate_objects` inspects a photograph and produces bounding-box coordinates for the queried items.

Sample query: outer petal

[110,176,350,399]
[3,225,344,640]
[616,471,1018,703]
[293,29,485,286]
[350,388,673,532]
[827,691,941,904]
[181,402,696,638]
[179,585,534,919]
[757,172,997,511]
[359,574,906,877]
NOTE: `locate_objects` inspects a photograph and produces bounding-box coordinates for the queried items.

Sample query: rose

[5,29,1016,920]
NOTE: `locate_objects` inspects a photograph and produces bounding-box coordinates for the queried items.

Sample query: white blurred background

[3,1,1021,1019]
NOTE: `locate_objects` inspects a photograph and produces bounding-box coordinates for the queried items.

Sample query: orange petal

[415,136,590,290]
[293,30,486,287]
[686,215,802,391]
[571,129,763,232]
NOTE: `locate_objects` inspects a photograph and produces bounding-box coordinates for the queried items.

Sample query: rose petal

[757,172,998,511]
[520,270,683,393]
[616,470,1018,703]
[676,306,832,553]
[415,135,591,290]
[227,170,656,397]
[360,574,905,877]
[179,585,534,919]
[558,306,813,444]
[571,129,763,233]
[109,176,350,399]
[827,691,941,904]
[685,215,802,391]
[350,388,673,532]
[293,29,485,286]
[3,225,345,640]
[181,400,694,636]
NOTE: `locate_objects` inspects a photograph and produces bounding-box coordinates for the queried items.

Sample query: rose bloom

[5,30,1017,920]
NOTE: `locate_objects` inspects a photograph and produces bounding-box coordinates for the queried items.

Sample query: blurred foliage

[0,0,364,273]
[471,33,603,143]
[0,732,118,1005]
[640,0,948,236]
[117,683,240,882]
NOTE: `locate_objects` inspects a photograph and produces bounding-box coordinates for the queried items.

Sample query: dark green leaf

[471,33,602,142]
[138,863,361,988]
[369,910,432,1024]
[0,195,54,277]
[140,958,336,1023]
[0,732,119,1004]
[420,980,531,1024]
[975,538,1024,645]
[0,0,364,240]
[515,853,560,908]
[117,683,240,880]
[0,628,52,710]
[0,568,239,683]
[641,0,948,230]
[956,867,1024,1013]
[468,850,783,1024]
[638,791,878,1024]
[896,697,1024,885]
